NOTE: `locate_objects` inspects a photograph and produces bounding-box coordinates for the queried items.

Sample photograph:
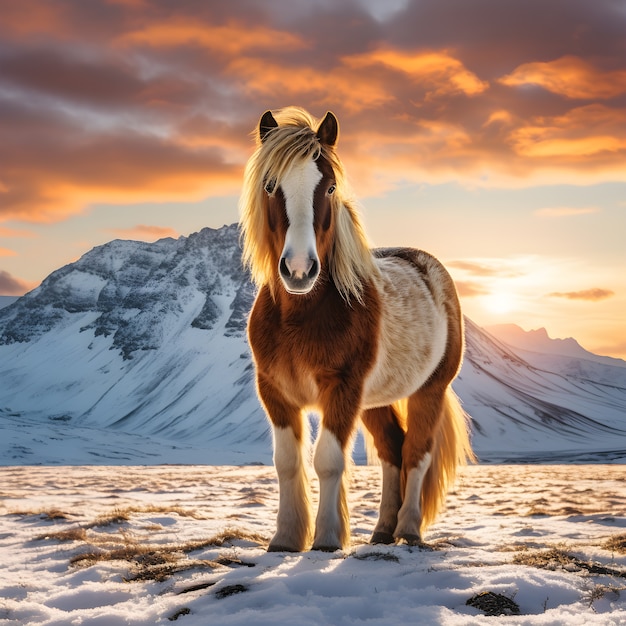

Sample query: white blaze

[280,158,322,279]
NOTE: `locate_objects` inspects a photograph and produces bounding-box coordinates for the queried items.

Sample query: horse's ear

[317,111,339,147]
[259,111,278,143]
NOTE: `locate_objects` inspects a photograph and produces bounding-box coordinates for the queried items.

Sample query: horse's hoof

[311,544,341,553]
[267,544,301,553]
[395,533,424,547]
[370,531,395,545]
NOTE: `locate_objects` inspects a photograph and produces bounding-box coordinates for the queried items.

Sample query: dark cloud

[0,48,143,108]
[0,270,32,295]
[0,0,624,222]
[384,0,626,72]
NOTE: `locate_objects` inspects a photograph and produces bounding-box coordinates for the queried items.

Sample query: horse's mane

[239,106,377,302]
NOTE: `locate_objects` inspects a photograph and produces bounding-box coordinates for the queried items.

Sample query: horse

[239,106,474,552]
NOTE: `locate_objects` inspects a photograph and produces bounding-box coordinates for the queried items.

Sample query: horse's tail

[420,386,475,531]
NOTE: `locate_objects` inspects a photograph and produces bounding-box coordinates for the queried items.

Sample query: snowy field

[1,464,625,625]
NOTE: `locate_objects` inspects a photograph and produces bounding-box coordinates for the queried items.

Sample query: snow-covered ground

[1,464,625,625]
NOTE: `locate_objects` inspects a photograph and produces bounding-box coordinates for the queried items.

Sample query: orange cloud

[344,48,488,99]
[548,288,615,301]
[0,123,243,222]
[454,281,489,298]
[507,104,626,162]
[500,55,626,99]
[0,2,69,39]
[109,224,179,240]
[117,19,307,55]
[483,110,515,127]
[227,57,393,113]
[0,248,17,257]
[446,260,524,278]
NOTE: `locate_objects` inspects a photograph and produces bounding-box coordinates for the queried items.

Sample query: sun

[482,291,517,315]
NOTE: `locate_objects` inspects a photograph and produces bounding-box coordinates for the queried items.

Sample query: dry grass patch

[351,551,400,563]
[200,529,267,548]
[90,508,131,528]
[36,527,88,542]
[66,526,265,582]
[70,537,222,582]
[513,545,626,578]
[30,503,268,583]
[466,591,520,617]
[86,505,205,528]
[8,508,71,521]
[214,584,249,599]
[131,504,207,520]
[604,534,626,555]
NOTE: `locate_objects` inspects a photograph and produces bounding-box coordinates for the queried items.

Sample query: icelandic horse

[239,106,474,552]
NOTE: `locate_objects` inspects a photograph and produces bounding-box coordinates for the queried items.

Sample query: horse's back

[374,246,456,295]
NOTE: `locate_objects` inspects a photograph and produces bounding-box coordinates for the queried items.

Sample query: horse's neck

[275,272,340,318]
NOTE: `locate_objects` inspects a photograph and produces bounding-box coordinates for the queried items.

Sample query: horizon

[0,1,625,358]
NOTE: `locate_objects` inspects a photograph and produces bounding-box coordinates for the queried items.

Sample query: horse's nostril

[279,257,290,278]
[307,259,319,279]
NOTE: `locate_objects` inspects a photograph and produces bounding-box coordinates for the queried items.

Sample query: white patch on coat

[279,158,323,279]
[363,256,448,408]
[270,426,312,550]
[313,427,346,548]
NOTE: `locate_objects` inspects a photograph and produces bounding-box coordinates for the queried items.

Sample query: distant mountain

[486,323,625,367]
[0,296,18,309]
[1,225,624,465]
[485,323,626,390]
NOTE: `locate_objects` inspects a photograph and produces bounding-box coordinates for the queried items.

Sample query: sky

[0,0,625,358]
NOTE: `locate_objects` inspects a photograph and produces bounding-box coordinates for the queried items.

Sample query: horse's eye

[264,179,276,195]
[327,184,336,196]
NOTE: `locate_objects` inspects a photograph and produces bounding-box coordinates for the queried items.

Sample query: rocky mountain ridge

[1,225,624,464]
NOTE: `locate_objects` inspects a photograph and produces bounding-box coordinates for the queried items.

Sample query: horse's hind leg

[361,406,404,544]
[394,384,444,545]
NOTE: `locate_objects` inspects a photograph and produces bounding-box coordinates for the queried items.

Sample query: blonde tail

[420,387,475,531]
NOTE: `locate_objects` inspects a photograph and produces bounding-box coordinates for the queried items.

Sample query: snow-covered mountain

[1,225,625,465]
[0,296,18,310]
[486,323,625,368]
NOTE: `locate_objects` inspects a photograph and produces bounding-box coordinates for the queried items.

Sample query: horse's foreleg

[270,425,312,552]
[312,385,360,552]
[258,377,312,552]
[394,386,443,545]
[361,406,404,544]
[312,426,349,551]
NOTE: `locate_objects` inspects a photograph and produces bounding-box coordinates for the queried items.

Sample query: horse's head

[241,107,374,303]
[258,109,339,296]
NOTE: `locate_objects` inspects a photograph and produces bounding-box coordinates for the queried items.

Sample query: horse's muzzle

[279,255,320,294]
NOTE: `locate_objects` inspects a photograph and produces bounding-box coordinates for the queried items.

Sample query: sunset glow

[0,0,624,358]
[482,292,518,316]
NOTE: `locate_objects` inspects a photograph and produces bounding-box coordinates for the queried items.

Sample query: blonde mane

[239,106,377,302]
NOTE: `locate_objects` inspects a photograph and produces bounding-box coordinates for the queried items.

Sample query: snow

[1,464,625,624]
